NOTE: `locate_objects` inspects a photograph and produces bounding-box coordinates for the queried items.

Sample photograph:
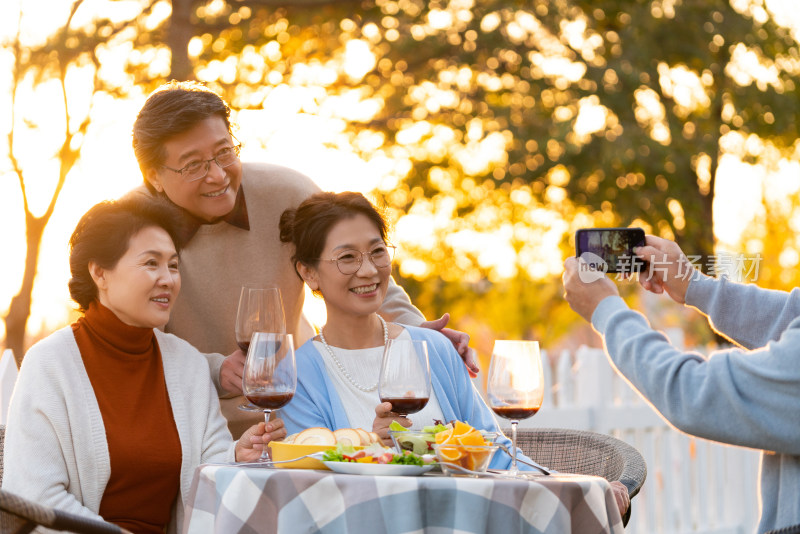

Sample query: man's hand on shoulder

[420,313,480,377]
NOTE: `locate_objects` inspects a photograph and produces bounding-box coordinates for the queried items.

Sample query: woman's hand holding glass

[378,339,431,418]
[234,419,288,462]
[241,332,297,463]
[372,401,412,446]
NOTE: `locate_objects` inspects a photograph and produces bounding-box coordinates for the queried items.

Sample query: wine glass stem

[511,420,518,474]
[261,410,272,462]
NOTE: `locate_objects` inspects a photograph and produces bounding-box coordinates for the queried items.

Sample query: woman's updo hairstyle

[279,191,389,278]
[68,195,185,311]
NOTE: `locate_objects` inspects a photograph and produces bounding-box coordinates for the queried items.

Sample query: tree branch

[7,6,29,218]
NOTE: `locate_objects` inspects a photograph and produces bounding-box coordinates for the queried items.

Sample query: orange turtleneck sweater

[72,301,182,533]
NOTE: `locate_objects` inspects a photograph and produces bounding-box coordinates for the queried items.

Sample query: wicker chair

[766,526,800,534]
[0,489,132,534]
[508,428,647,526]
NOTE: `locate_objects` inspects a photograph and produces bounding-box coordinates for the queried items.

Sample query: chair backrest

[0,489,131,534]
[509,427,647,498]
[766,526,800,534]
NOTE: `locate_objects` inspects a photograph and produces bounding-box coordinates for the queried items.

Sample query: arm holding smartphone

[636,235,800,349]
[564,231,800,533]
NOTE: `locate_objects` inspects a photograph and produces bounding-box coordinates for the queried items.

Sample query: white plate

[323,461,434,476]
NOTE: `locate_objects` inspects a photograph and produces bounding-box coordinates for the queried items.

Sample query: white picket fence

[506,345,761,534]
[0,345,760,533]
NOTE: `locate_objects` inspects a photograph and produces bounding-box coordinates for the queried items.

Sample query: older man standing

[130,81,478,438]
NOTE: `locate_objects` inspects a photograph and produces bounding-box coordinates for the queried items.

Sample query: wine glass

[242,332,297,463]
[235,286,286,351]
[378,339,431,417]
[236,286,286,411]
[487,340,544,475]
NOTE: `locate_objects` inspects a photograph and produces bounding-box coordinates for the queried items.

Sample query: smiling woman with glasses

[319,243,397,275]
[276,191,538,473]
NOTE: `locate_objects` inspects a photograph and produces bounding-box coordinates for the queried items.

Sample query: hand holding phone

[575,227,646,274]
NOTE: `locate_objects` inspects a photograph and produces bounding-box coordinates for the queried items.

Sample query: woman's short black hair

[279,191,388,278]
[68,196,185,311]
[132,80,234,192]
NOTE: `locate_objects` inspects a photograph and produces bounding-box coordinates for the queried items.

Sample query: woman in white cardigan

[2,197,286,533]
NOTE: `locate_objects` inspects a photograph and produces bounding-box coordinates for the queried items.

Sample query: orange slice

[437,445,464,462]
[456,430,486,447]
[465,449,490,471]
[452,420,473,437]
[434,428,453,444]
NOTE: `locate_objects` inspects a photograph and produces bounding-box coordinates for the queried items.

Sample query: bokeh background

[3,0,800,372]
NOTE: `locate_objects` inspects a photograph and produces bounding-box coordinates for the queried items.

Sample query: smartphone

[575,227,646,273]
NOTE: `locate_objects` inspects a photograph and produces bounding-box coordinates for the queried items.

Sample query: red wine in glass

[245,392,294,410]
[238,339,282,354]
[492,406,540,420]
[236,286,286,412]
[242,332,297,463]
[380,396,429,416]
[379,339,431,419]
[487,340,544,476]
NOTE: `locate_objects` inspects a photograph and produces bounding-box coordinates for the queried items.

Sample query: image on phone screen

[575,228,645,273]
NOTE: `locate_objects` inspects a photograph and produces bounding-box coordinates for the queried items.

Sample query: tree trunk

[168,0,194,81]
[4,216,46,369]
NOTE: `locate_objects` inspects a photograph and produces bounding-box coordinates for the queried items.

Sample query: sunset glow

[3,0,800,345]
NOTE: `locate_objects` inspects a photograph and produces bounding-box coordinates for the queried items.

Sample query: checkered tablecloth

[183,465,624,534]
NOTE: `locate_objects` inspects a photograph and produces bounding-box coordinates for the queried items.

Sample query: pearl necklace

[319,315,388,392]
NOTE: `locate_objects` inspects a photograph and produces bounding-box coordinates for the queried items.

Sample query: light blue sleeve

[278,342,340,435]
[687,275,800,349]
[414,328,536,471]
[593,296,800,455]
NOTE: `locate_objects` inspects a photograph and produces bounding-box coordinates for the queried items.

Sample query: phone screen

[575,228,645,273]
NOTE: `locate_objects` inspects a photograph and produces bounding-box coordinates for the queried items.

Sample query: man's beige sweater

[138,162,424,437]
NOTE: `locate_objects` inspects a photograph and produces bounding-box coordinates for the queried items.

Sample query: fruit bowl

[432,443,500,476]
[268,441,334,469]
[390,430,499,456]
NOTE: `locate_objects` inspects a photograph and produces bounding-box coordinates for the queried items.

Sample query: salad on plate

[322,442,436,466]
[321,442,436,476]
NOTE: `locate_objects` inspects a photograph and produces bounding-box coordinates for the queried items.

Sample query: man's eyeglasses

[319,244,396,275]
[161,144,241,183]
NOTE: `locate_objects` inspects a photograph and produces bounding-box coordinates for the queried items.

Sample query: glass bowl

[432,443,500,476]
[390,430,499,456]
[389,430,436,455]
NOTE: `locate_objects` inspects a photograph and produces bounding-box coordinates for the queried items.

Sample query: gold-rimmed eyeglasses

[161,144,241,183]
[319,244,396,275]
